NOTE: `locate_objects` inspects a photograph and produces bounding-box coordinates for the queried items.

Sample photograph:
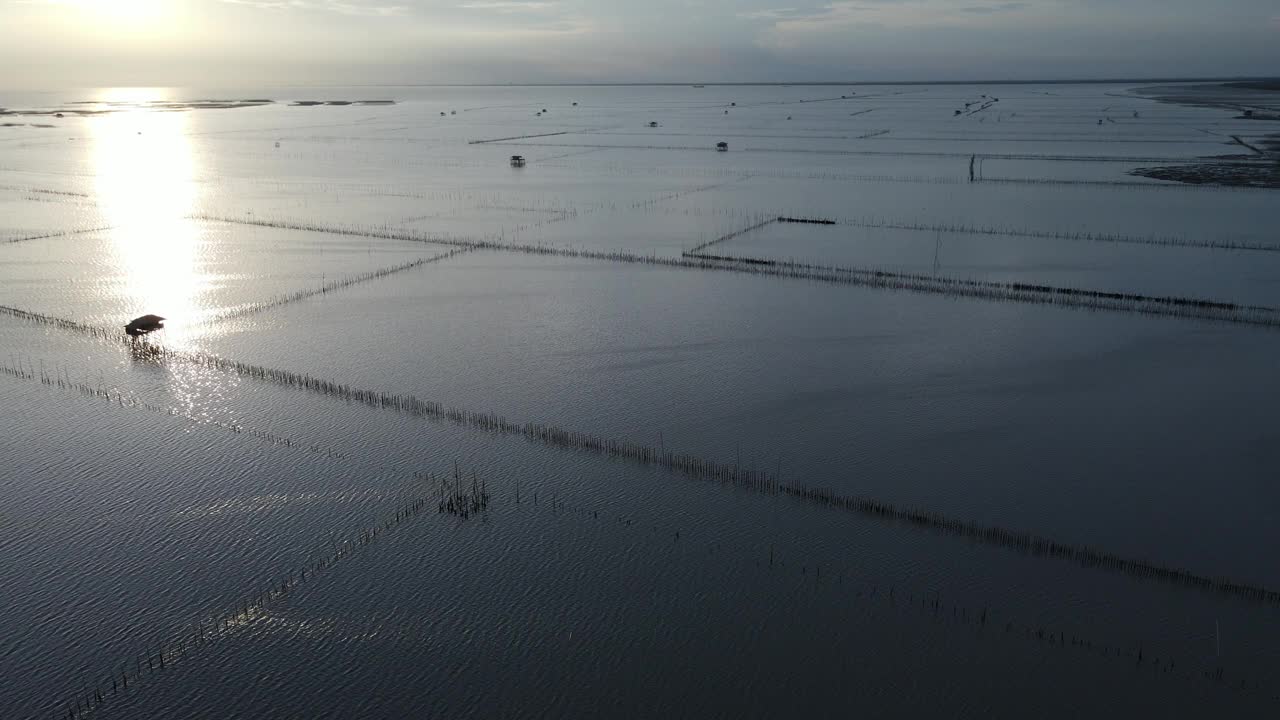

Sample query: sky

[1,0,1277,87]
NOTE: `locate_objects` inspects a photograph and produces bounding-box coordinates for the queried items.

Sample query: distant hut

[572,102,578,106]
[510,155,526,167]
[648,121,659,127]
[716,141,728,152]
[124,314,165,337]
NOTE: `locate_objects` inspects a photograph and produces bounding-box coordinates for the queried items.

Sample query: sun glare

[62,0,168,28]
[90,88,206,348]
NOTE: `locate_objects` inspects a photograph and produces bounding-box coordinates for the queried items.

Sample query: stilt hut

[124,314,165,336]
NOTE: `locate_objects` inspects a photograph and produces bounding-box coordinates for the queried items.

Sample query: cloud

[959,2,1027,13]
[218,0,406,15]
[457,1,559,11]
[737,8,807,21]
[744,0,1032,31]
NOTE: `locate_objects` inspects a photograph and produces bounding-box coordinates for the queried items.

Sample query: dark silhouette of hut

[125,314,165,337]
[648,121,659,127]
[716,141,728,152]
[510,155,526,167]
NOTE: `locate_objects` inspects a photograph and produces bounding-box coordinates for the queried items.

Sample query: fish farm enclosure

[1,82,1279,718]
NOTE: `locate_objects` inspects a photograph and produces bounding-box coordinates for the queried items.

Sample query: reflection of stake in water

[50,471,491,720]
[0,360,348,461]
[512,495,1279,706]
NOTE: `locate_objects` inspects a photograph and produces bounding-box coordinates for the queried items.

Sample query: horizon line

[12,75,1277,92]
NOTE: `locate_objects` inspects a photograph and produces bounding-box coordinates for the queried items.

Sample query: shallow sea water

[2,82,1278,718]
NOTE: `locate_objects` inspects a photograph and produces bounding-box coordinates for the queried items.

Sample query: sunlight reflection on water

[90,88,209,348]
[87,88,239,415]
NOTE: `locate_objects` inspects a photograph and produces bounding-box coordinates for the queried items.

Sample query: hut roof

[125,314,166,336]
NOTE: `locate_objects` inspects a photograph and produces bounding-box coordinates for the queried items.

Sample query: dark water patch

[1226,81,1280,92]
[778,216,836,225]
[1129,162,1280,189]
[508,496,1280,704]
[1132,83,1280,114]
[974,175,1275,191]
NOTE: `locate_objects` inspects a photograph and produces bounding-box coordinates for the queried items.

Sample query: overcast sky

[2,1,1277,87]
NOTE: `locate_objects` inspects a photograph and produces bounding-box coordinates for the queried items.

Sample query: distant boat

[125,314,165,337]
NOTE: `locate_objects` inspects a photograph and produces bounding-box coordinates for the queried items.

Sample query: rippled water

[2,83,1278,718]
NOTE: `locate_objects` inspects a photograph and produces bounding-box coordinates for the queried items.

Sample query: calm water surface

[2,82,1278,718]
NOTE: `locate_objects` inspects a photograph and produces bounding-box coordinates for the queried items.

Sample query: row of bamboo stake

[194,214,1280,329]
[2,304,1278,607]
